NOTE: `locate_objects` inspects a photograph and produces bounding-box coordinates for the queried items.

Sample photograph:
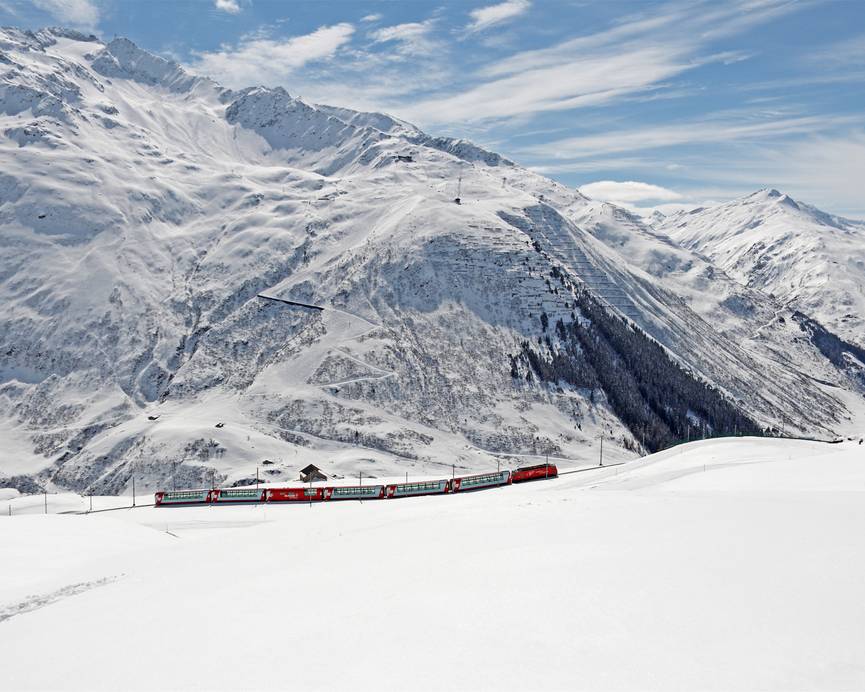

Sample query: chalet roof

[300,463,321,474]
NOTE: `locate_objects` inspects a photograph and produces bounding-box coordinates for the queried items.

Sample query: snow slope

[1,437,864,691]
[570,199,865,424]
[1,28,863,495]
[659,189,865,348]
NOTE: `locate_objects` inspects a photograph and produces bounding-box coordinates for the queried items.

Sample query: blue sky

[3,0,865,217]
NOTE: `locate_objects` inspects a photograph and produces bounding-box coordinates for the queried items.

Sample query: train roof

[514,463,557,471]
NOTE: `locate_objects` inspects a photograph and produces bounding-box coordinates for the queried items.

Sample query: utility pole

[359,471,362,487]
[256,466,259,490]
[132,462,136,508]
[89,491,93,513]
[44,488,47,514]
[599,435,604,467]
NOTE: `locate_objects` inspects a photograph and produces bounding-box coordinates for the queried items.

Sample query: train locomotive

[154,464,557,507]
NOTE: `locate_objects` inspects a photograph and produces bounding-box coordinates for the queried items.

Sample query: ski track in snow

[0,575,122,624]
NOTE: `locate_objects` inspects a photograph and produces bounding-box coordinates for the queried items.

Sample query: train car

[511,463,558,483]
[212,487,266,504]
[154,489,214,506]
[452,470,512,492]
[266,487,325,502]
[385,479,450,499]
[323,485,385,501]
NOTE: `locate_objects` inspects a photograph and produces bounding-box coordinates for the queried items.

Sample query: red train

[512,463,558,482]
[154,463,557,507]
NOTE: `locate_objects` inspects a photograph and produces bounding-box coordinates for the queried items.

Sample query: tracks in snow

[0,576,122,624]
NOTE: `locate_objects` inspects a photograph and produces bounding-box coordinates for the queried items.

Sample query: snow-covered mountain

[1,28,862,495]
[657,189,865,349]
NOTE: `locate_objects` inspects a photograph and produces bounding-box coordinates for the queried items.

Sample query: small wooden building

[299,464,327,483]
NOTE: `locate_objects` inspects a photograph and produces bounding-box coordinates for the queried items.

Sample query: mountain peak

[90,37,202,93]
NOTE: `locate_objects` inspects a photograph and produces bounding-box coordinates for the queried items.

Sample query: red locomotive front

[511,463,558,482]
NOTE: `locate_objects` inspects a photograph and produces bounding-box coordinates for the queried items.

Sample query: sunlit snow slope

[1,437,864,691]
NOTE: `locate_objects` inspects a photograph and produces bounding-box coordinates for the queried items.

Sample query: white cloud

[579,180,682,204]
[401,0,799,126]
[371,20,432,44]
[401,44,694,124]
[519,113,863,159]
[361,13,382,23]
[369,19,439,55]
[31,0,99,29]
[465,0,530,34]
[189,23,355,88]
[214,0,241,14]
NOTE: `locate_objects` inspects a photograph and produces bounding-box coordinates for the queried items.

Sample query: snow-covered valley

[2,437,864,690]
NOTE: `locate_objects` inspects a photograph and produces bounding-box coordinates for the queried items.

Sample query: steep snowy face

[571,199,793,336]
[91,37,204,93]
[0,29,861,496]
[569,198,865,415]
[659,189,865,348]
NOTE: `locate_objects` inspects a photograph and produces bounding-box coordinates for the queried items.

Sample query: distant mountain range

[1,27,863,494]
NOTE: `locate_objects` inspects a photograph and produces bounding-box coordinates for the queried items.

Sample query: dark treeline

[512,280,763,453]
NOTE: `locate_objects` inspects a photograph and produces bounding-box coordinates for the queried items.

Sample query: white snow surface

[1,436,864,691]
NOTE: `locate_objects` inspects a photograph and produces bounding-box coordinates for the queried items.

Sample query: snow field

[0,437,863,690]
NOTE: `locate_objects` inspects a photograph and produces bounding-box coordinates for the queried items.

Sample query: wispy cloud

[31,0,99,30]
[465,0,531,34]
[214,0,241,15]
[400,0,799,126]
[807,32,865,69]
[518,112,863,159]
[189,23,356,88]
[369,19,439,56]
[0,0,19,17]
[361,13,382,23]
[402,45,693,124]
